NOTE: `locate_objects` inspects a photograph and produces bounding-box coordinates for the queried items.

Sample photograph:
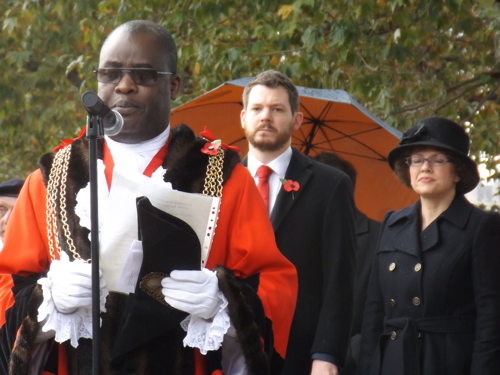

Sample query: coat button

[412,296,422,306]
[414,263,422,272]
[388,262,396,271]
[388,298,397,307]
[390,331,397,340]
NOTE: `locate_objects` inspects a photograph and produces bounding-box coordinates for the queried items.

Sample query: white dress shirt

[247,147,292,215]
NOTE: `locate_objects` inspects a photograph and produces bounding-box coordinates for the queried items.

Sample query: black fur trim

[8,279,44,375]
[164,124,240,193]
[214,265,270,375]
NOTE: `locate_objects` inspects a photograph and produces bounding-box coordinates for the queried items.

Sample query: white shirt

[75,126,171,294]
[105,126,170,174]
[247,147,292,215]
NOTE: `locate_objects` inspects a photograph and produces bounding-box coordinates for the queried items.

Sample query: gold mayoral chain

[45,144,90,263]
[202,147,224,198]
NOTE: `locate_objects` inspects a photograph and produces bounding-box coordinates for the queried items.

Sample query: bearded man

[240,70,356,375]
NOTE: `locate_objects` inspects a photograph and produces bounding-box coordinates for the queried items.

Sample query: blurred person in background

[313,152,380,375]
[0,178,24,251]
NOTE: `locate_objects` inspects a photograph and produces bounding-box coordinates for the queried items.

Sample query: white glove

[49,258,106,314]
[161,268,222,320]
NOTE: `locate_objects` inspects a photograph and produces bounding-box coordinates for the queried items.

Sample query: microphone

[81,91,123,136]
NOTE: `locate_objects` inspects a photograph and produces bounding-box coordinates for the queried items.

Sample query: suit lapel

[270,149,313,231]
[355,211,370,236]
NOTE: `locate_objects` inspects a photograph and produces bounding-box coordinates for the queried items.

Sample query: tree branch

[248,47,306,57]
[393,71,499,115]
[393,96,442,114]
[446,71,500,94]
[434,81,485,113]
[357,51,378,72]
[462,84,500,122]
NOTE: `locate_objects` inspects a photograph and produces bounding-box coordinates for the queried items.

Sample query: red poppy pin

[280,178,300,199]
[199,126,240,155]
[201,139,222,155]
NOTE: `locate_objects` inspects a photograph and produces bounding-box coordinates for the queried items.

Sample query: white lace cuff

[180,291,230,354]
[37,253,108,348]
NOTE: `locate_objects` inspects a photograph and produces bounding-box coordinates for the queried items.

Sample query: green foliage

[0,0,498,181]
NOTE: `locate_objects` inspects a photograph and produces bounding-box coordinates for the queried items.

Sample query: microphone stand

[86,113,104,375]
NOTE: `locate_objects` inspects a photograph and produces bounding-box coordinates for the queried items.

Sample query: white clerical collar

[104,126,170,173]
[105,126,170,154]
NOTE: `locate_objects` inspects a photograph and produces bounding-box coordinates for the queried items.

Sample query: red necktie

[256,165,273,210]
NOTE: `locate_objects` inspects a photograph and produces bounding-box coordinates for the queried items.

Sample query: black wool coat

[359,194,500,375]
[260,149,357,374]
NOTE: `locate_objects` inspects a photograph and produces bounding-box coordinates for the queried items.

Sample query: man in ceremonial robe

[0,20,297,375]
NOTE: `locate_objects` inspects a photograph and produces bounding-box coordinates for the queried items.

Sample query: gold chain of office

[45,144,224,263]
[202,148,224,198]
[45,144,81,262]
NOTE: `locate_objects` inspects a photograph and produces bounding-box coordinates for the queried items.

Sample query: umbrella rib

[303,120,387,139]
[293,132,387,161]
[299,102,334,155]
[296,116,388,160]
[298,99,391,160]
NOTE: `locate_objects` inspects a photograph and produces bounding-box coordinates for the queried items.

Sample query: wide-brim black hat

[388,117,479,194]
[0,179,24,197]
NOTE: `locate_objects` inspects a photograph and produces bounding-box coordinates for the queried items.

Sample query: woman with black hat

[359,117,500,374]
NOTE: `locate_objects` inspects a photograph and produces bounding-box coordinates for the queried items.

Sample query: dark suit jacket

[344,211,380,375]
[247,148,357,374]
[359,195,500,375]
[351,211,381,337]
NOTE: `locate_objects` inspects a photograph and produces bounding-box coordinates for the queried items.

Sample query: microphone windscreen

[103,110,124,136]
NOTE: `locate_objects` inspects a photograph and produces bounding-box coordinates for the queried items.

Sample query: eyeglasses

[405,155,451,168]
[94,67,174,85]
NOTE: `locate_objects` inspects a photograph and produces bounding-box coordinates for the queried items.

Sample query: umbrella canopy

[171,77,417,221]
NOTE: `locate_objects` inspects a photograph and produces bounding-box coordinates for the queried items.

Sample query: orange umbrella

[171,78,416,221]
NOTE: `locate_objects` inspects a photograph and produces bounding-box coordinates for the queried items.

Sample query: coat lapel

[383,203,421,257]
[421,195,473,252]
[420,221,439,252]
[270,149,313,231]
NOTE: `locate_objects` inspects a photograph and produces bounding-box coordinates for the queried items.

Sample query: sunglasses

[94,67,174,85]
